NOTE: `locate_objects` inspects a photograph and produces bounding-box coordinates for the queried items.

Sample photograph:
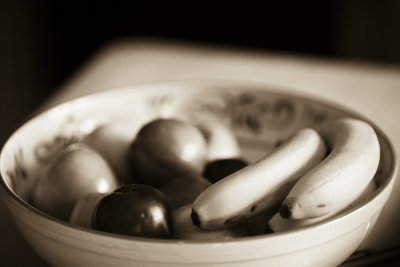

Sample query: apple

[128,118,208,187]
[31,143,119,221]
[158,175,211,209]
[92,184,173,239]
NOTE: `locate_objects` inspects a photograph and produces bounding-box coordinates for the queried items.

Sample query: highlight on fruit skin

[279,118,380,220]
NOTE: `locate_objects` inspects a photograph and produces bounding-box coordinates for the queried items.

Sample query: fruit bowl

[0,80,397,267]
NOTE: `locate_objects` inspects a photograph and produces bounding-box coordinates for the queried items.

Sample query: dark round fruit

[92,184,173,239]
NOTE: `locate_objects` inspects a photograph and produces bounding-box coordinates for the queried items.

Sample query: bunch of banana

[279,118,380,220]
[191,127,327,230]
[191,117,380,231]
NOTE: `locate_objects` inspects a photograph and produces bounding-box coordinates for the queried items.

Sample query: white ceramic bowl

[0,81,397,267]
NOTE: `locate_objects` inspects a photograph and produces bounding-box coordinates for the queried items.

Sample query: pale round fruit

[129,118,208,187]
[82,121,137,183]
[32,143,119,221]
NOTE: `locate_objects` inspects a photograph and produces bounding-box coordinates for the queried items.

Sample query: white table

[2,38,400,266]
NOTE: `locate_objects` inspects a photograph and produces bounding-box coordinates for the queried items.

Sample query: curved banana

[279,118,380,220]
[269,179,376,232]
[191,127,327,230]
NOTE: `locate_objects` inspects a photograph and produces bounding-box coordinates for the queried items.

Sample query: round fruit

[129,118,208,186]
[203,158,248,183]
[32,143,119,220]
[92,184,173,239]
[81,121,137,184]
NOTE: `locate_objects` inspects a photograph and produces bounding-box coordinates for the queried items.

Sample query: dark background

[1,0,400,146]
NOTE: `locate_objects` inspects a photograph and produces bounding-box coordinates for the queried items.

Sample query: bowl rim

[0,79,398,246]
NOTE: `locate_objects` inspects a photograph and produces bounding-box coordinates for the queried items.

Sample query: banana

[279,118,380,220]
[269,179,376,232]
[191,127,327,230]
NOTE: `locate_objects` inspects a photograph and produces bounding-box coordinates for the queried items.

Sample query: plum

[92,184,173,239]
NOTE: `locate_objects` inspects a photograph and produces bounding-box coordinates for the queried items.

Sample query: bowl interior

[0,81,395,225]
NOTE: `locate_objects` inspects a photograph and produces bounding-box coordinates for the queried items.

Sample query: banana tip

[279,204,292,219]
[264,224,274,234]
[191,208,201,227]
